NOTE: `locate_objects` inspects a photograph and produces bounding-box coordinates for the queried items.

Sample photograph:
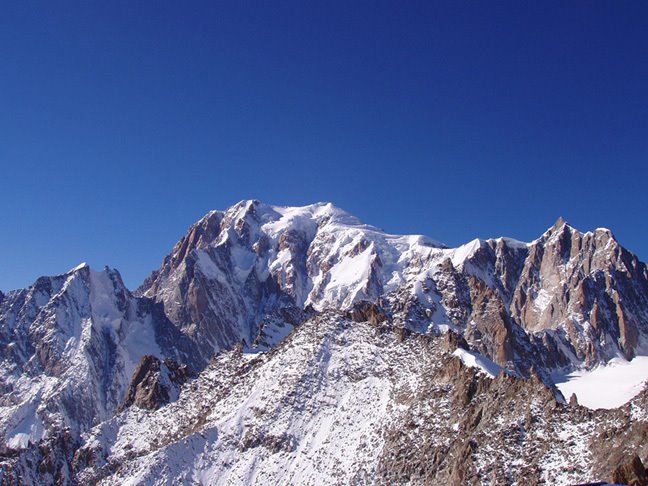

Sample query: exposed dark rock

[0,429,80,485]
[118,355,189,412]
[442,329,469,352]
[611,455,647,486]
[239,429,296,453]
[346,300,388,326]
[570,393,579,406]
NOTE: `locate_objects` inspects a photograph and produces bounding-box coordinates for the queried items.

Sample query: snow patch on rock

[452,348,506,378]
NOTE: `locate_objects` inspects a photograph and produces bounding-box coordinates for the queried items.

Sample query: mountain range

[1,200,647,485]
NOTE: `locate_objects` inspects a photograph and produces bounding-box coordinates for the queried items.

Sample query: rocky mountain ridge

[1,200,647,485]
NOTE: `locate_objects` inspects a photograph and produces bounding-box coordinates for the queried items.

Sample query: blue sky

[1,1,647,291]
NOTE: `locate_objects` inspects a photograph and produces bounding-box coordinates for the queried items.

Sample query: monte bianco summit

[1,200,647,485]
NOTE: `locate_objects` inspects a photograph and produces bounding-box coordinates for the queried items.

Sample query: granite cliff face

[454,218,648,371]
[1,200,647,485]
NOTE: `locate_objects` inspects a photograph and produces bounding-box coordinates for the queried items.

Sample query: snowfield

[554,355,648,409]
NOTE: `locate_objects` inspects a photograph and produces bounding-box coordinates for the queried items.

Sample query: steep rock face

[0,264,200,452]
[139,203,300,359]
[506,219,648,364]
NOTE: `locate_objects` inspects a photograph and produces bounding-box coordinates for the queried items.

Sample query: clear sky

[1,1,647,291]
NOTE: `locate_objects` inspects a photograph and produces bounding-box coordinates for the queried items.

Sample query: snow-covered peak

[134,200,648,378]
[67,262,89,273]
[200,200,445,249]
[139,201,464,356]
[450,238,483,269]
[268,201,364,232]
[152,201,452,304]
[533,216,577,243]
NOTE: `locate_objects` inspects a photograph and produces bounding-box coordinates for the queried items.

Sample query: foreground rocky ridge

[1,200,647,484]
[5,313,647,485]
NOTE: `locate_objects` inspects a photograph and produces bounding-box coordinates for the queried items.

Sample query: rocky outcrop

[118,355,189,412]
[441,329,469,352]
[378,346,559,484]
[346,300,388,326]
[0,429,79,485]
[611,455,647,486]
[506,219,648,364]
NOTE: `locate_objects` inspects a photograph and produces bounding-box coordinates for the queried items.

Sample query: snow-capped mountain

[140,200,648,372]
[1,200,647,485]
[0,265,200,447]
